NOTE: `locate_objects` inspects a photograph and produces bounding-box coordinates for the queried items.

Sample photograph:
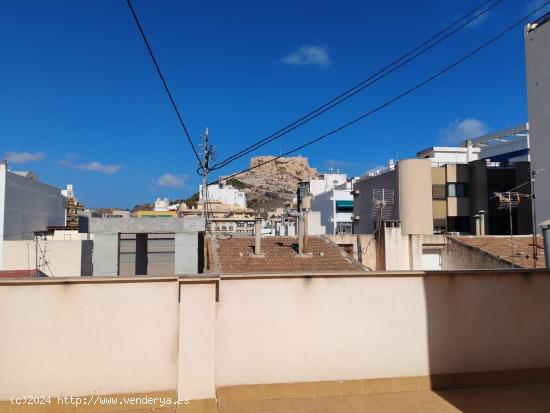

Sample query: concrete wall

[0,279,179,398]
[216,272,550,385]
[442,238,513,270]
[83,217,205,276]
[353,170,399,234]
[379,226,445,270]
[0,164,65,269]
[2,272,550,399]
[399,159,434,235]
[326,233,376,270]
[2,239,93,276]
[526,18,550,229]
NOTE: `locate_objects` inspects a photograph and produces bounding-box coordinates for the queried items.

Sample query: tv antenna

[371,189,395,230]
[495,191,524,267]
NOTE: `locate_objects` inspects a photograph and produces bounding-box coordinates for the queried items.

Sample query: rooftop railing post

[539,220,550,268]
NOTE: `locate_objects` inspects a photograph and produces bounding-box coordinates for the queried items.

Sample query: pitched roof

[211,236,366,274]
[0,269,46,278]
[450,235,545,268]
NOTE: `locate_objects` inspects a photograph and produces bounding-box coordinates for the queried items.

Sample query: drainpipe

[254,217,262,255]
[540,219,550,268]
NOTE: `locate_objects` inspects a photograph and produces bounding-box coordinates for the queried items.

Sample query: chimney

[301,196,311,254]
[254,217,262,255]
[478,210,486,235]
[474,215,481,235]
[540,220,550,268]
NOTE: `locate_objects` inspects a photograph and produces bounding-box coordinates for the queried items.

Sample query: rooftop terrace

[1,269,550,412]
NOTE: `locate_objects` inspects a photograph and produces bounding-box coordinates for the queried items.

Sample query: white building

[310,180,354,235]
[417,144,480,165]
[297,172,348,211]
[199,183,246,208]
[154,198,170,211]
[417,124,530,166]
[0,163,66,269]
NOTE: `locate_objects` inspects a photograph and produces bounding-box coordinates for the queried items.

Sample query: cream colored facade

[178,201,256,234]
[2,238,93,276]
[2,270,550,401]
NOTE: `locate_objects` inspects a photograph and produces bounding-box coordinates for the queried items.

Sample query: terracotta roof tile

[450,235,545,268]
[213,236,365,274]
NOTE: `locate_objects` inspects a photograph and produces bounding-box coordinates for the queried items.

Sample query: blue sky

[1,0,547,209]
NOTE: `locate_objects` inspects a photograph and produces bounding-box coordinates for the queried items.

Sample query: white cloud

[4,151,46,164]
[59,159,122,174]
[281,45,331,67]
[156,173,187,188]
[364,165,387,176]
[439,118,489,144]
[326,159,355,170]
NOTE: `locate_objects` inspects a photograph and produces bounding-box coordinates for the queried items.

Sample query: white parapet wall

[1,271,550,401]
[0,278,180,398]
[2,239,93,277]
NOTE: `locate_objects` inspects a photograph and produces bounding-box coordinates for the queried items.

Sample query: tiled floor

[217,382,550,413]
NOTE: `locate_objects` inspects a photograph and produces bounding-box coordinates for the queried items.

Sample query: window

[447,216,470,233]
[336,222,353,234]
[335,200,353,213]
[447,183,469,197]
[432,184,446,200]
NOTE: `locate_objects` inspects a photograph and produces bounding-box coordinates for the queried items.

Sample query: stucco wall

[399,159,434,235]
[0,164,65,269]
[526,18,550,230]
[0,280,179,398]
[2,272,550,399]
[442,238,512,270]
[216,272,550,386]
[3,239,93,276]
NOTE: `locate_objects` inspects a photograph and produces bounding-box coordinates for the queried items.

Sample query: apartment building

[0,163,66,270]
[310,180,354,234]
[526,13,550,230]
[353,155,532,236]
[296,172,348,210]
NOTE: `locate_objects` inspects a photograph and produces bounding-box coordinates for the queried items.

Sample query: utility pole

[530,169,541,267]
[201,128,210,219]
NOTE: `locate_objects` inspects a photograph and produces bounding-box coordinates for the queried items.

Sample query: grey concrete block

[175,233,198,275]
[92,233,119,276]
[86,217,205,234]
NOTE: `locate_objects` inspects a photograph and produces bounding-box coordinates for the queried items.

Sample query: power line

[126,0,203,171]
[210,0,550,185]
[209,0,505,171]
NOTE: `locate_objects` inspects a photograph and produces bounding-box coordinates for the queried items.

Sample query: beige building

[353,157,532,236]
[178,201,256,234]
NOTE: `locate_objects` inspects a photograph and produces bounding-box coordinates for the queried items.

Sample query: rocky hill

[224,156,319,212]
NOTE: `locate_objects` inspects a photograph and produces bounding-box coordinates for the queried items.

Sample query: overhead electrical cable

[126,0,204,172]
[209,0,550,185]
[210,0,505,171]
